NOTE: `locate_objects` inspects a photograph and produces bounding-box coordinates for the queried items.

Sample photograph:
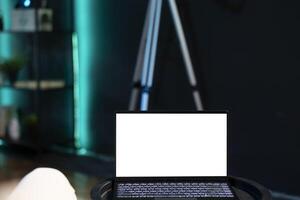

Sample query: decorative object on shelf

[23,113,38,142]
[0,107,8,138]
[0,106,17,140]
[11,0,36,32]
[13,80,37,89]
[13,80,66,90]
[40,80,65,89]
[8,108,21,141]
[11,0,54,32]
[38,0,53,32]
[0,56,26,84]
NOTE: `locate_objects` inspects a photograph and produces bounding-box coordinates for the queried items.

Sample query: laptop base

[91,176,271,200]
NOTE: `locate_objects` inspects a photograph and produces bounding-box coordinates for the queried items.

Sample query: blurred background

[0,0,300,199]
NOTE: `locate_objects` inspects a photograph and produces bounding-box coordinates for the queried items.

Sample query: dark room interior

[0,0,300,199]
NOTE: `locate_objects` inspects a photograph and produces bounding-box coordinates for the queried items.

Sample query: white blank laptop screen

[116,113,227,177]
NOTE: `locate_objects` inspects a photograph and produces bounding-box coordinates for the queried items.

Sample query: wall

[74,0,300,195]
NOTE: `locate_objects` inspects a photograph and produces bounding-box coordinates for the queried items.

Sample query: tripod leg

[167,0,204,110]
[140,0,162,111]
[140,0,163,111]
[129,0,156,110]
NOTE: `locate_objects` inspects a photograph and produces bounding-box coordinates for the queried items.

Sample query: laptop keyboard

[117,182,234,198]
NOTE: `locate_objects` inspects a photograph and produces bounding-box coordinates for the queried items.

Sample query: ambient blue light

[74,0,93,150]
[24,0,31,7]
[0,0,14,105]
[0,138,4,146]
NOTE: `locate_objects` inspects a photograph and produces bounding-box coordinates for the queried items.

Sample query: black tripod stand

[129,0,203,111]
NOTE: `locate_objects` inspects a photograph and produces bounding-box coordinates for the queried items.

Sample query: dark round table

[91,176,272,200]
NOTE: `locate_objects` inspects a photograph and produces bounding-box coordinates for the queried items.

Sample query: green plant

[0,57,25,73]
[0,56,26,83]
[23,113,39,142]
[24,113,38,126]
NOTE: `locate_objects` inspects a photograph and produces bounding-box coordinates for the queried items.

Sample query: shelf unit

[0,2,76,150]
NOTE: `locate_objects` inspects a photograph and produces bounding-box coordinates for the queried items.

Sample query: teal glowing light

[0,0,12,31]
[0,34,12,58]
[74,0,93,149]
[0,138,4,146]
[0,0,12,57]
[72,33,81,149]
[77,148,88,155]
[0,88,15,105]
[0,0,14,106]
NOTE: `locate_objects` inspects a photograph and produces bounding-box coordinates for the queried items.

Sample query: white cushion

[7,168,77,200]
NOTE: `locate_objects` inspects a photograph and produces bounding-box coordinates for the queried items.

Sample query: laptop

[114,112,237,200]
